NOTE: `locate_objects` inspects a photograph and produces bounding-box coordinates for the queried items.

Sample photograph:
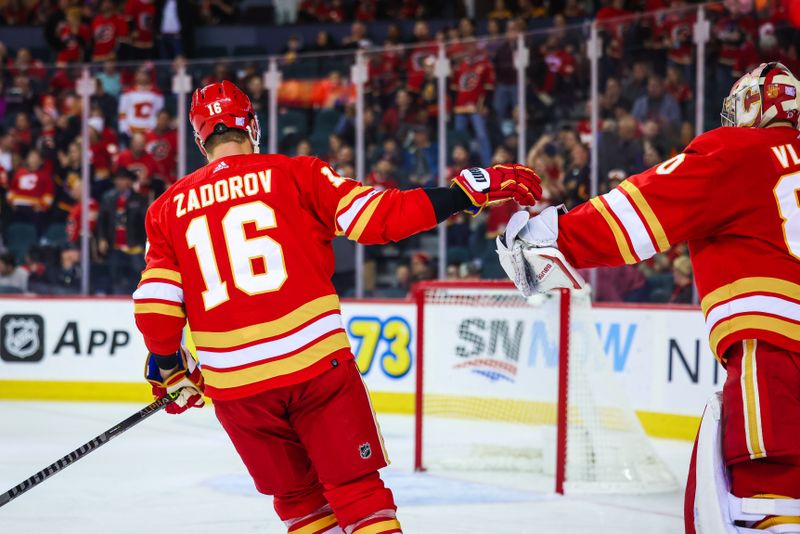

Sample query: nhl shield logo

[359,442,372,460]
[0,315,45,362]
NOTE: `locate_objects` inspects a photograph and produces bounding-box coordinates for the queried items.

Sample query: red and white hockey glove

[145,347,205,415]
[451,164,542,215]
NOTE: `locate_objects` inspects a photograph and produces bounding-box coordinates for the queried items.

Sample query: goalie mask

[721,62,800,128]
[189,80,261,155]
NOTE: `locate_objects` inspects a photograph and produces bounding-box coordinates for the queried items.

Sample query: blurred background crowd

[0,0,794,301]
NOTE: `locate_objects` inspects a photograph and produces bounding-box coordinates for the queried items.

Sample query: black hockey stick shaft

[0,392,177,508]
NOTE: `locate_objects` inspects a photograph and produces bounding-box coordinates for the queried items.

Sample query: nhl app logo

[359,442,372,460]
[0,314,45,362]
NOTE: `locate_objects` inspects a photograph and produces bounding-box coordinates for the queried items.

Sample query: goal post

[412,280,677,495]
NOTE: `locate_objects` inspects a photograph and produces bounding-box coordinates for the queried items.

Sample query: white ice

[0,401,688,533]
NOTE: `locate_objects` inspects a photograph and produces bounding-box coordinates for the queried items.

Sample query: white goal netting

[415,283,677,494]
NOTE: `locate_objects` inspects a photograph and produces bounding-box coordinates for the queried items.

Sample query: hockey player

[496,62,800,533]
[133,80,541,534]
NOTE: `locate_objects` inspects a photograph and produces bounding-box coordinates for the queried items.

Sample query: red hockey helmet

[189,80,261,154]
[721,62,800,128]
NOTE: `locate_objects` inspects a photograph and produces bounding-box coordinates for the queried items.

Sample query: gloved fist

[145,347,205,415]
[452,164,542,215]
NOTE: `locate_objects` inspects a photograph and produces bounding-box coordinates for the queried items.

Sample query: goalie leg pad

[688,393,800,533]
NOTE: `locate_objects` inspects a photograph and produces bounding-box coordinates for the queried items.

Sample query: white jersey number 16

[186,201,287,311]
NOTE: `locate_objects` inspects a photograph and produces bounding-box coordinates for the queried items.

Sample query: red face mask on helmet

[189,80,261,155]
[721,62,800,128]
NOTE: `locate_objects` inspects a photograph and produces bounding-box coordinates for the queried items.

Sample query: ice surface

[0,402,688,533]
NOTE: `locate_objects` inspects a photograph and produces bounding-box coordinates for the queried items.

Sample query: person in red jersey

[116,132,163,198]
[8,149,54,232]
[133,80,541,534]
[144,109,178,184]
[91,0,128,62]
[451,40,495,165]
[56,9,91,64]
[124,0,156,58]
[497,62,800,533]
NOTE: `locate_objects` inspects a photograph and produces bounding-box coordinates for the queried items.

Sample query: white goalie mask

[721,62,800,128]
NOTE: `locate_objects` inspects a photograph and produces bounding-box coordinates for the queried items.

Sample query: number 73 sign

[347,316,413,379]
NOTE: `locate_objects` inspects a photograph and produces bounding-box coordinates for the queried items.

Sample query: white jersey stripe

[132,281,184,304]
[603,188,657,261]
[705,294,800,338]
[337,190,380,233]
[197,313,344,369]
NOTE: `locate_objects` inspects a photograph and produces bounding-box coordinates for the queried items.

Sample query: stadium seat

[43,223,67,245]
[194,46,229,59]
[278,109,308,138]
[5,223,38,263]
[313,108,342,134]
[29,47,52,62]
[233,46,268,58]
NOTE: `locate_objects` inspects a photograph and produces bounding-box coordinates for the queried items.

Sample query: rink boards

[0,297,719,441]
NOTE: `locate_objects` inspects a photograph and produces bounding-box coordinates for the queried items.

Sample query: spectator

[665,64,692,119]
[91,81,118,129]
[55,8,91,64]
[10,112,35,155]
[622,60,650,105]
[410,252,434,282]
[116,132,162,198]
[5,75,37,118]
[312,30,336,53]
[356,0,377,21]
[97,60,122,98]
[380,89,418,144]
[600,77,630,120]
[452,40,495,165]
[589,264,647,302]
[8,149,54,232]
[144,110,177,185]
[0,252,28,293]
[90,0,128,62]
[47,245,82,294]
[407,21,437,94]
[404,126,438,187]
[562,142,590,209]
[386,263,411,297]
[341,21,372,49]
[295,139,312,156]
[365,159,398,191]
[97,167,147,295]
[670,255,693,303]
[489,0,513,20]
[66,178,99,243]
[118,66,164,139]
[492,18,521,122]
[599,114,643,178]
[53,141,82,224]
[155,0,196,59]
[124,0,157,59]
[631,75,681,128]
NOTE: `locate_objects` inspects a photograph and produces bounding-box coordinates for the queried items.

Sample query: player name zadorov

[174,169,272,218]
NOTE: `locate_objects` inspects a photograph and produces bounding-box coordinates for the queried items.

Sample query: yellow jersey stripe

[754,515,800,529]
[290,514,338,534]
[709,313,800,357]
[353,519,402,534]
[134,302,185,318]
[741,340,766,459]
[140,268,183,284]
[701,277,800,316]
[589,197,637,264]
[202,331,350,389]
[335,186,374,221]
[618,180,670,252]
[191,294,341,349]
[348,192,385,241]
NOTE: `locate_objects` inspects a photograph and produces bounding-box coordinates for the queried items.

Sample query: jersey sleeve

[132,199,186,355]
[557,130,736,268]
[293,155,438,244]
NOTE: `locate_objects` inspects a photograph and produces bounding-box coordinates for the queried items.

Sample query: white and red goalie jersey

[550,126,800,363]
[134,155,438,400]
[118,86,164,136]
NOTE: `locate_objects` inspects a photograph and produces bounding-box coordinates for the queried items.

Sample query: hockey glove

[451,164,542,215]
[145,347,205,415]
[496,208,586,296]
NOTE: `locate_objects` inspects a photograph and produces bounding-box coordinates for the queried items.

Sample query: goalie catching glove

[451,164,542,215]
[145,347,205,414]
[496,207,586,296]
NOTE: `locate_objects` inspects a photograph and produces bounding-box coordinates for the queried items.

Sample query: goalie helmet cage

[412,280,677,495]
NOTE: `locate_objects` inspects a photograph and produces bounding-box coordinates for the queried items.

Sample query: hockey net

[413,281,677,494]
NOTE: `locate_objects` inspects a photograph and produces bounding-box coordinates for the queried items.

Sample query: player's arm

[132,201,203,413]
[498,132,735,294]
[295,156,541,245]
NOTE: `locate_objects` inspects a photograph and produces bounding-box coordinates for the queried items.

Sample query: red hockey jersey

[134,155,437,400]
[8,167,54,210]
[558,126,800,363]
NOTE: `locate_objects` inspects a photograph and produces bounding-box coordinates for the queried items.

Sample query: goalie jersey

[134,155,437,400]
[557,126,800,364]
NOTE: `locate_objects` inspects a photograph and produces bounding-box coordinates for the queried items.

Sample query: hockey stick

[0,391,178,508]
